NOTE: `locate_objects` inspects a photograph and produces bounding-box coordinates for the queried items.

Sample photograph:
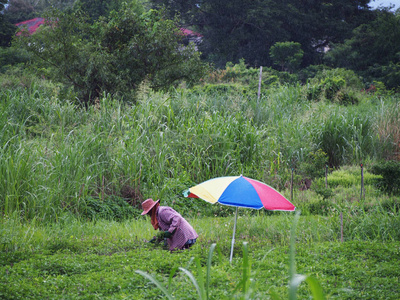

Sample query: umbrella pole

[229,207,239,263]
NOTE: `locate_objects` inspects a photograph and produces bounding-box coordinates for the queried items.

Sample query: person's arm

[159,207,182,234]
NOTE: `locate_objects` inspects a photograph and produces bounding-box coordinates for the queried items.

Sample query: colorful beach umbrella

[184,175,295,261]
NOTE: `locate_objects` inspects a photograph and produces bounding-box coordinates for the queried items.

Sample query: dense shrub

[82,196,140,221]
[370,161,400,195]
[297,149,328,179]
[189,83,249,95]
[300,198,336,215]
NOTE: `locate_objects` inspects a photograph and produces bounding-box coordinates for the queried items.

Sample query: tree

[150,0,373,68]
[72,0,125,22]
[0,0,17,47]
[17,5,208,105]
[269,41,304,73]
[324,8,400,88]
[3,0,37,24]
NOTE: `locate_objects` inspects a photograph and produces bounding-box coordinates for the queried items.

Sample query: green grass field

[1,77,400,299]
[1,214,399,299]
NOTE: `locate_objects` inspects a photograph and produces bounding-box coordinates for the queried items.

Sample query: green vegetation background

[1,65,400,298]
[1,1,400,298]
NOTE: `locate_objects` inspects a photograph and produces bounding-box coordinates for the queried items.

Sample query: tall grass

[0,83,398,221]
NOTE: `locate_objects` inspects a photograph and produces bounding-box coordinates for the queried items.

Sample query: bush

[305,68,362,104]
[189,83,249,95]
[314,187,334,200]
[371,161,400,195]
[313,68,363,89]
[380,198,400,214]
[297,149,328,179]
[301,199,336,215]
[82,196,140,221]
[335,89,359,105]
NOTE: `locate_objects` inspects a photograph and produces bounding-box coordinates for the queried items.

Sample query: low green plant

[136,242,255,299]
[136,243,218,300]
[137,213,326,300]
[313,166,381,188]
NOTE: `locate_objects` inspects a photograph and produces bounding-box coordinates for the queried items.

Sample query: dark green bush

[322,76,346,100]
[82,196,139,221]
[301,199,335,216]
[297,149,328,179]
[335,90,359,105]
[314,187,334,200]
[380,198,400,213]
[189,83,249,95]
[371,161,400,195]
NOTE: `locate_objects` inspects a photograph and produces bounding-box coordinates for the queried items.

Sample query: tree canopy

[0,0,17,47]
[324,8,400,88]
[17,5,209,105]
[4,0,400,91]
[150,0,374,68]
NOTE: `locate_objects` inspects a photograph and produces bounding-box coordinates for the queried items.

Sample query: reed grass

[0,82,399,222]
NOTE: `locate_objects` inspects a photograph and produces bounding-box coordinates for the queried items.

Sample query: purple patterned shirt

[156,206,198,251]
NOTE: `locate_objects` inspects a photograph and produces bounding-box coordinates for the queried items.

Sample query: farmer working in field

[141,198,198,251]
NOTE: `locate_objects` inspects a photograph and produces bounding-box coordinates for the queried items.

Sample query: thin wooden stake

[257,66,263,101]
[325,165,328,188]
[340,212,343,243]
[360,163,364,201]
[102,175,105,200]
[290,168,294,203]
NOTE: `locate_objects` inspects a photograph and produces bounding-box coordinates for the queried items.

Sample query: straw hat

[141,198,160,215]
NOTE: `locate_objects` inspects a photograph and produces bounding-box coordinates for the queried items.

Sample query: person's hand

[163,231,173,238]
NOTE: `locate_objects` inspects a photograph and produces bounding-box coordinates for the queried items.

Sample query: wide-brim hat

[141,198,160,215]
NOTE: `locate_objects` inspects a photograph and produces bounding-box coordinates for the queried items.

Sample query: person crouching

[141,198,198,250]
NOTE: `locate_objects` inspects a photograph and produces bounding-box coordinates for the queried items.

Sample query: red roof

[15,18,202,39]
[15,17,45,35]
[180,28,203,37]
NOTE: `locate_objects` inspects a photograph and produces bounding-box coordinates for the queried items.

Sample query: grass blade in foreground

[206,243,216,300]
[135,270,174,300]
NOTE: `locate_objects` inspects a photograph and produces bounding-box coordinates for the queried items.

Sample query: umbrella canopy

[185,175,295,211]
[184,175,295,262]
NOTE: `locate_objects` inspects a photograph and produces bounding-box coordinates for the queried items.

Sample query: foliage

[2,78,396,220]
[375,101,400,160]
[297,149,329,180]
[269,41,304,73]
[370,160,400,195]
[3,209,400,299]
[0,46,31,73]
[3,0,36,23]
[3,0,76,23]
[311,109,375,168]
[325,9,400,89]
[81,196,141,222]
[306,71,361,105]
[16,5,208,105]
[204,59,299,89]
[189,83,250,97]
[0,0,17,47]
[150,0,373,68]
[73,0,125,22]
